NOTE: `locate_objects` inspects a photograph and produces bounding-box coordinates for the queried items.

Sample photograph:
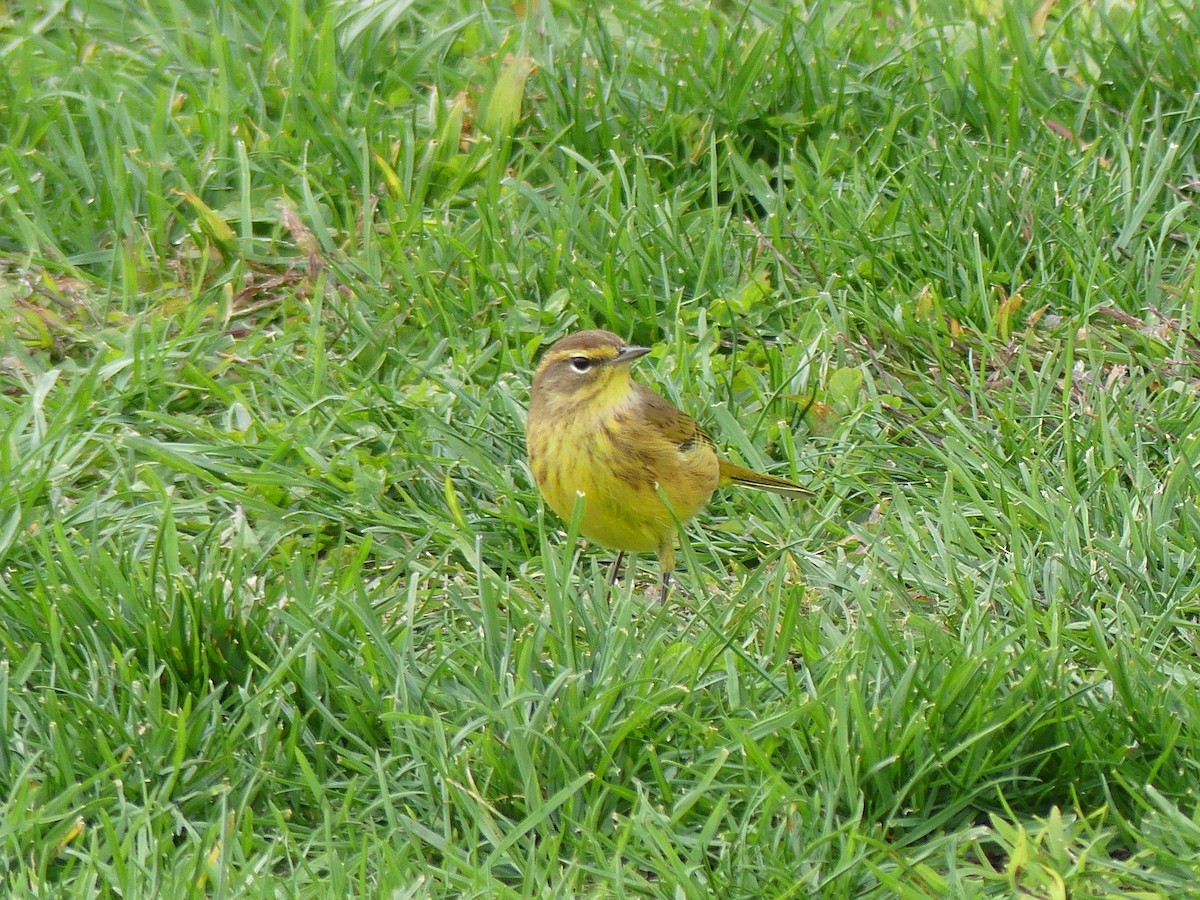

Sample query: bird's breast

[527,396,719,553]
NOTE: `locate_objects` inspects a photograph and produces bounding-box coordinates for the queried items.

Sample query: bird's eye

[568,356,592,373]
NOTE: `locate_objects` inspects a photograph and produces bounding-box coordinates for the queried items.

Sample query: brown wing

[632,384,811,498]
[630,382,716,455]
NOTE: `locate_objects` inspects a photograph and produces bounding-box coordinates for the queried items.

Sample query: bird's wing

[632,383,716,456]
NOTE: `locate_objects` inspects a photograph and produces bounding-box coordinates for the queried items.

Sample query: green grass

[3,0,1200,895]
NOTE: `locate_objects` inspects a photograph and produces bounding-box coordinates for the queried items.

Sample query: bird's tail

[717,459,813,498]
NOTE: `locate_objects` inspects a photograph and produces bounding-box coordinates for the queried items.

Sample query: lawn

[3,0,1200,896]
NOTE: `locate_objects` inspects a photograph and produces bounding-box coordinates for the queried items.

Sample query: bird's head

[530,329,650,408]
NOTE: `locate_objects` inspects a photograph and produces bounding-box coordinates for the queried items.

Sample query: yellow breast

[526,394,719,554]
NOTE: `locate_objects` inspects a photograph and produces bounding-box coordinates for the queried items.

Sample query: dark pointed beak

[613,345,650,365]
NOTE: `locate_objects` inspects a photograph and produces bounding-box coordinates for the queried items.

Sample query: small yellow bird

[525,329,810,600]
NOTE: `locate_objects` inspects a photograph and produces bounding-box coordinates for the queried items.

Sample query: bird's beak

[612,345,650,366]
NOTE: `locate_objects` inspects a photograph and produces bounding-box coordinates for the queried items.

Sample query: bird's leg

[607,551,625,586]
[657,542,676,603]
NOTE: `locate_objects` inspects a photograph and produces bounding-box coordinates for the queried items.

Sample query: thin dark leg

[659,570,672,603]
[607,551,625,586]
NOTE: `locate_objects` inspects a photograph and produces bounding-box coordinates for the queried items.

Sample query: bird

[525,329,810,600]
